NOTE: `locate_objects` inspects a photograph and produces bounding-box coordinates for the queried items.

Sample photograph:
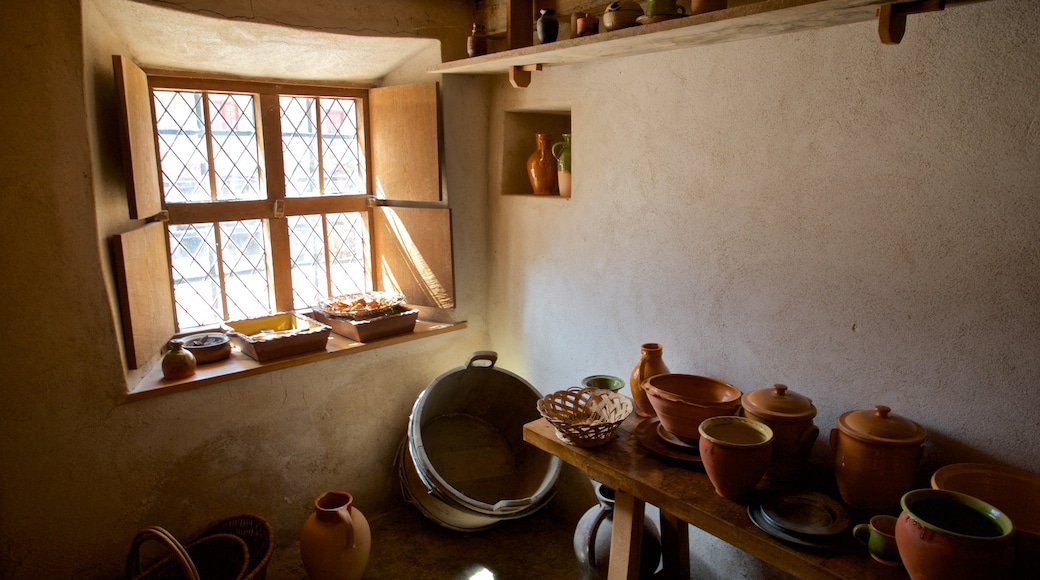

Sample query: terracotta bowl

[641,374,742,442]
[931,462,1040,576]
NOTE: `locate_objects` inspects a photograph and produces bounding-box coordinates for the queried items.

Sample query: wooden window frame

[111,56,457,391]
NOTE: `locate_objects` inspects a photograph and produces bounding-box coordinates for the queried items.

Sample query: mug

[646,0,687,17]
[853,515,900,566]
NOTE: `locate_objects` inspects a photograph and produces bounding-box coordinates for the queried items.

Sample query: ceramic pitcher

[300,491,371,580]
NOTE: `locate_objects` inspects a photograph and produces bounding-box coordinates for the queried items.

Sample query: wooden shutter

[112,55,175,369]
[369,82,441,202]
[111,222,176,369]
[373,207,454,310]
[113,55,163,219]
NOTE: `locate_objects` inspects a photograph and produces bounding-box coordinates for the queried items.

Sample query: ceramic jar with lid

[831,405,927,514]
[741,384,818,486]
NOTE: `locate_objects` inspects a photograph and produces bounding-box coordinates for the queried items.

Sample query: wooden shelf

[431,0,961,78]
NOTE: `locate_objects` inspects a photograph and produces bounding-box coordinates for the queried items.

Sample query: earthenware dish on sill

[180,331,231,364]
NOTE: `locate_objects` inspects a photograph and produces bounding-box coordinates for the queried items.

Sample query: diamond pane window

[209,93,262,200]
[154,90,210,203]
[281,96,365,197]
[168,220,270,327]
[288,213,367,309]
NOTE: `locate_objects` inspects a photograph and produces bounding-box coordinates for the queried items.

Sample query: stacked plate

[748,491,851,549]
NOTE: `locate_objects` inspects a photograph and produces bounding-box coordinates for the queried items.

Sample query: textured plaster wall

[486,0,1039,576]
[0,0,493,577]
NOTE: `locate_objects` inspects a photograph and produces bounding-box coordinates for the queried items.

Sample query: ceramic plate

[747,503,851,549]
[636,14,688,25]
[635,417,701,464]
[657,422,698,450]
[758,491,851,537]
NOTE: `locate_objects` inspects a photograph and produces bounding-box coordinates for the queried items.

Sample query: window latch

[273,199,285,218]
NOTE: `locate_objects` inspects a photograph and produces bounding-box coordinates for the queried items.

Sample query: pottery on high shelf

[537,9,559,43]
[740,384,818,487]
[300,491,371,580]
[527,133,558,195]
[698,416,773,501]
[467,23,487,57]
[895,489,1015,580]
[689,0,728,15]
[628,342,670,417]
[602,1,643,31]
[831,405,927,514]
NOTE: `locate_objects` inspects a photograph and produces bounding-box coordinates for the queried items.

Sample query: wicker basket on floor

[537,387,633,447]
[125,515,273,580]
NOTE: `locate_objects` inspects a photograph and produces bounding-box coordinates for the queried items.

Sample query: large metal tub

[399,351,561,531]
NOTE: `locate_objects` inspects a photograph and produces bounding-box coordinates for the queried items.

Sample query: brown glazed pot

[741,384,818,486]
[698,416,773,500]
[895,489,1015,580]
[527,133,558,195]
[628,343,670,418]
[831,405,927,514]
[300,491,371,580]
[642,373,742,442]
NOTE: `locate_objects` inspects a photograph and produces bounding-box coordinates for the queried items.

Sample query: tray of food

[222,312,331,362]
[311,304,419,343]
[315,291,406,321]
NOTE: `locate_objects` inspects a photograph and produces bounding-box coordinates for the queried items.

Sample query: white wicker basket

[537,387,633,447]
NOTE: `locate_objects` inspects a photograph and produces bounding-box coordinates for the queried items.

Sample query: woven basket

[537,387,633,447]
[125,515,273,580]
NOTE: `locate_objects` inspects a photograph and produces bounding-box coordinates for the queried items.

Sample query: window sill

[125,320,466,402]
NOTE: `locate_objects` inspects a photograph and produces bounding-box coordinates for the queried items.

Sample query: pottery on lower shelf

[527,133,558,195]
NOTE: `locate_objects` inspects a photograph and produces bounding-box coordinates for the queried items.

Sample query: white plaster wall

[486,0,1039,576]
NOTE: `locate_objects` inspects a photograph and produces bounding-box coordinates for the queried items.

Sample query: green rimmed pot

[895,489,1015,580]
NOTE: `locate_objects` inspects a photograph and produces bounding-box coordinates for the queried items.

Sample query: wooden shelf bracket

[509,64,542,88]
[878,0,946,44]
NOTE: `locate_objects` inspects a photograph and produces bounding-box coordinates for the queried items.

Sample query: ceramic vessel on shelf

[645,0,687,17]
[300,491,371,580]
[895,489,1015,580]
[552,134,571,197]
[854,514,901,566]
[574,482,662,580]
[580,375,625,392]
[527,133,558,195]
[161,338,196,380]
[931,462,1040,576]
[740,384,818,487]
[628,342,670,417]
[698,416,773,500]
[467,23,487,57]
[537,9,559,43]
[831,405,927,514]
[641,373,742,442]
[690,0,728,15]
[602,1,643,31]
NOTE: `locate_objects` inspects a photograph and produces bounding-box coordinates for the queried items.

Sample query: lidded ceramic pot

[831,405,927,514]
[741,384,818,486]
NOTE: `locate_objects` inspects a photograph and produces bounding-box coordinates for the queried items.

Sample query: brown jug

[629,342,669,417]
[527,133,558,195]
[300,491,371,580]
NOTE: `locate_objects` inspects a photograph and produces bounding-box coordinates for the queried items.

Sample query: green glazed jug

[551,134,571,172]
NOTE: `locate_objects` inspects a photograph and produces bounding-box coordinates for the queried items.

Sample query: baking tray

[222,312,331,362]
[311,306,418,342]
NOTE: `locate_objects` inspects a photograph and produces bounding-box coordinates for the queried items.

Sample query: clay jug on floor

[527,133,558,195]
[301,491,371,580]
[629,342,669,417]
[574,482,661,580]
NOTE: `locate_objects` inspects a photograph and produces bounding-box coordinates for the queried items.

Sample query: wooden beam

[878,0,945,44]
[508,64,543,88]
[508,0,534,49]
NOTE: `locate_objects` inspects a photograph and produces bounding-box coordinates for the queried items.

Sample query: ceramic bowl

[932,462,1040,575]
[641,373,742,442]
[180,332,231,364]
[580,375,625,391]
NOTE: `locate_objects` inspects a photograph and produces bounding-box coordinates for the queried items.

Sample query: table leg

[607,491,646,580]
[659,511,690,579]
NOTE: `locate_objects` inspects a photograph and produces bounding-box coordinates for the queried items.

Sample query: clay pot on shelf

[574,482,662,580]
[467,24,487,57]
[602,1,643,32]
[300,491,371,580]
[690,0,728,16]
[161,338,196,380]
[740,384,818,487]
[895,489,1015,580]
[698,416,773,500]
[527,133,558,195]
[831,405,927,514]
[641,373,742,442]
[628,342,670,417]
[536,9,559,43]
[552,134,572,197]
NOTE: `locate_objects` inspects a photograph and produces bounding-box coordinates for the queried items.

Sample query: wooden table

[523,415,906,580]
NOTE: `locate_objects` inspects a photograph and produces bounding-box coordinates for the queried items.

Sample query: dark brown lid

[836,405,926,445]
[741,384,817,422]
